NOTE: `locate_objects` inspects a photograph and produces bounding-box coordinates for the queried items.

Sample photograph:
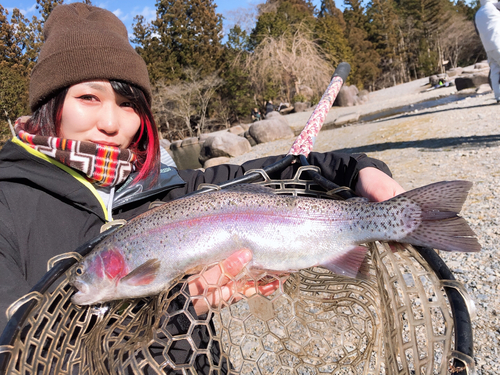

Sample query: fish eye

[75,266,85,276]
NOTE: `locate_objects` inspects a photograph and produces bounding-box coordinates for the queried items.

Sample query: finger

[220,249,252,277]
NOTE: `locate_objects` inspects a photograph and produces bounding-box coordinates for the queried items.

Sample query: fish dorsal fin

[120,259,161,286]
[222,184,276,195]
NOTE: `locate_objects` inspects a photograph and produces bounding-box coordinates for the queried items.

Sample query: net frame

[0,165,477,375]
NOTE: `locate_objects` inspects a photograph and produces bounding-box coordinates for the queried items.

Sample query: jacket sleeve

[0,207,31,333]
[165,150,392,200]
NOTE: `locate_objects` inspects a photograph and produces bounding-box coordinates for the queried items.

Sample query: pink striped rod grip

[288,62,350,157]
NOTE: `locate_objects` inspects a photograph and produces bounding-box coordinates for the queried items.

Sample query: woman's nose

[97,105,120,135]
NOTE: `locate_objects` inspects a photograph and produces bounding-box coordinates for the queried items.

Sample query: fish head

[69,248,129,305]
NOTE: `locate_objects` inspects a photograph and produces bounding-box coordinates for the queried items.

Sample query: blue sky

[3,0,324,37]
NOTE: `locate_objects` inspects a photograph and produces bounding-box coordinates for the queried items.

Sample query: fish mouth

[71,281,94,305]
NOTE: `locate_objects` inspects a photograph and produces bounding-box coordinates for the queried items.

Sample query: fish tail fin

[399,181,481,252]
[321,246,371,279]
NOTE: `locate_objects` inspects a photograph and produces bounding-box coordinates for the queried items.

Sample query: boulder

[203,157,231,168]
[265,111,282,119]
[199,132,252,164]
[447,67,463,77]
[170,139,203,170]
[455,70,490,91]
[298,85,314,101]
[249,115,294,144]
[474,62,489,70]
[159,139,171,150]
[244,130,258,147]
[293,102,311,113]
[170,140,183,150]
[181,137,200,147]
[228,125,245,136]
[358,89,369,104]
[334,85,359,107]
[472,70,490,87]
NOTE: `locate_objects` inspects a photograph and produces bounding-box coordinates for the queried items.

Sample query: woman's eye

[78,95,98,102]
[121,101,136,109]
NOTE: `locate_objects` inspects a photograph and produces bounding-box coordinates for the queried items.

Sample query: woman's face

[60,80,141,149]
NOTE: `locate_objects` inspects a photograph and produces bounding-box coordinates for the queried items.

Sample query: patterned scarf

[15,120,136,187]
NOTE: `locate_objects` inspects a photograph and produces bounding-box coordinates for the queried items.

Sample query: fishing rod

[191,62,352,194]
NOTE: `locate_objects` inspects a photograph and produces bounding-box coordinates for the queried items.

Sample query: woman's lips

[91,141,120,147]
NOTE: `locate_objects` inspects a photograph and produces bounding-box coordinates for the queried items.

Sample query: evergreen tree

[134,0,224,84]
[366,0,406,87]
[343,0,380,89]
[394,0,448,77]
[218,25,255,122]
[249,0,316,49]
[315,0,352,69]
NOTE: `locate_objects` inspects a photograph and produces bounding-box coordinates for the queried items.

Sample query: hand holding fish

[188,249,280,315]
[355,167,406,201]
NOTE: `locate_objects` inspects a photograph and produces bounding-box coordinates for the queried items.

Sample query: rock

[170,140,183,150]
[447,67,463,77]
[358,89,369,104]
[265,111,282,119]
[472,71,490,87]
[239,123,251,131]
[298,85,314,101]
[293,102,311,113]
[181,137,200,147]
[170,139,203,170]
[159,139,171,150]
[203,156,231,168]
[475,62,489,70]
[249,115,294,144]
[243,130,258,147]
[199,132,252,164]
[334,85,359,107]
[228,125,245,136]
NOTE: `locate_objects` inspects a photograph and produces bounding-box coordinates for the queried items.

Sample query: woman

[0,1,404,361]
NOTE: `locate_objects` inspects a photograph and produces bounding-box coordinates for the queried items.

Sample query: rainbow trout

[69,181,480,305]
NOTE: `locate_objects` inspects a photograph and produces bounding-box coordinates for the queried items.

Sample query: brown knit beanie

[29,3,152,111]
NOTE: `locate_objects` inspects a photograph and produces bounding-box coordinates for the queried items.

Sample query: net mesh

[0,167,475,375]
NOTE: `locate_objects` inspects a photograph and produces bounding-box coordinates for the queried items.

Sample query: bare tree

[153,80,197,139]
[438,13,482,69]
[184,69,223,135]
[152,69,223,139]
[245,26,334,103]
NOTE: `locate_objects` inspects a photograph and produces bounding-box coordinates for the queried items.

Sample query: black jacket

[0,137,391,332]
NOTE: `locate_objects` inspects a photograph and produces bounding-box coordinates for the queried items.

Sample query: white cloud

[5,2,37,16]
[134,6,156,23]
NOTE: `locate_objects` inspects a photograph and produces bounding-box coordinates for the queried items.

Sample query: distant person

[265,100,274,115]
[475,0,500,103]
[251,107,261,122]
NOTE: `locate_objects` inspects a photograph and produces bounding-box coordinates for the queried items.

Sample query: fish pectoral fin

[120,259,161,286]
[320,246,370,279]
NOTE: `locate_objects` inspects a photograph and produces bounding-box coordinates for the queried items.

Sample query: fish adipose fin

[399,180,481,252]
[120,259,161,286]
[321,246,370,279]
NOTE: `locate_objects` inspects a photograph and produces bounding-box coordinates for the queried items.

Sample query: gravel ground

[228,83,500,374]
